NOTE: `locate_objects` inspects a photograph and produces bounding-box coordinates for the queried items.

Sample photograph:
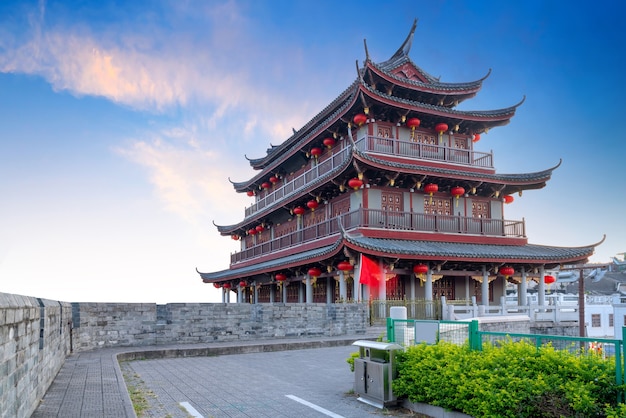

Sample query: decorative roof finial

[390,18,418,60]
[363,38,370,61]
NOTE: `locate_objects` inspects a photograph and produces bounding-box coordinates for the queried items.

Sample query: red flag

[359,255,381,291]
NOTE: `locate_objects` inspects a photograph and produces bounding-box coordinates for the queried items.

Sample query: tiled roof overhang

[354,148,559,185]
[197,240,343,282]
[343,235,599,265]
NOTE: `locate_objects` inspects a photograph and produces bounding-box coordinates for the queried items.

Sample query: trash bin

[352,340,403,409]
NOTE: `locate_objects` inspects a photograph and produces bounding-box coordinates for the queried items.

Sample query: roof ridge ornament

[390,18,418,60]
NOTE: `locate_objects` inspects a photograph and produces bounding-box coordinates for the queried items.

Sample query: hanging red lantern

[223,283,232,289]
[255,225,264,233]
[323,137,336,148]
[308,267,322,278]
[451,186,465,207]
[293,206,305,216]
[472,133,481,143]
[413,263,429,276]
[248,228,257,235]
[269,176,279,184]
[544,275,556,284]
[499,266,515,278]
[310,147,322,158]
[337,261,354,272]
[504,195,514,204]
[246,190,254,197]
[275,273,287,282]
[353,113,367,127]
[261,182,271,189]
[213,282,221,289]
[423,183,438,203]
[231,234,239,240]
[406,117,421,130]
[424,183,438,195]
[239,281,247,288]
[347,178,363,190]
[435,123,448,144]
[306,200,319,211]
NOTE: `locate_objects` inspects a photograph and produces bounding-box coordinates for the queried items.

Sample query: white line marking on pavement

[179,401,204,418]
[285,394,346,418]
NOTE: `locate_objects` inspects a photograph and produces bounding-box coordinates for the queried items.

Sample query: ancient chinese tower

[197,20,601,310]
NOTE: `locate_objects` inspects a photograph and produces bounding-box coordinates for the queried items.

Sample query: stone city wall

[0,293,72,418]
[0,292,368,417]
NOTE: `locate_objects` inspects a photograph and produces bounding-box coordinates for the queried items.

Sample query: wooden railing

[355,135,494,168]
[231,208,525,264]
[244,135,494,218]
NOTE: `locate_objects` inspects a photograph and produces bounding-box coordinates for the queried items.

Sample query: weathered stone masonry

[0,291,369,418]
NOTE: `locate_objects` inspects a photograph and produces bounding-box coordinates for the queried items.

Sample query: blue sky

[1,0,624,303]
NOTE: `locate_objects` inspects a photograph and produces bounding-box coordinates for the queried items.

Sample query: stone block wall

[0,293,71,418]
[74,302,368,351]
[0,292,368,417]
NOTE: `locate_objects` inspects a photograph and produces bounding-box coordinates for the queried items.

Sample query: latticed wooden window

[609,314,614,327]
[382,191,402,212]
[424,197,451,215]
[472,201,490,218]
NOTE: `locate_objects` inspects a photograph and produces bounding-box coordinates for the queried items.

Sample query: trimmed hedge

[392,340,626,417]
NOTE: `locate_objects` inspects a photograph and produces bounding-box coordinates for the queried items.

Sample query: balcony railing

[244,145,351,218]
[355,136,494,168]
[244,135,494,218]
[231,208,525,264]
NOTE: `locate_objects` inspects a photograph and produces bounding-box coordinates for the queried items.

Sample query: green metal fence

[386,318,626,402]
[369,299,442,324]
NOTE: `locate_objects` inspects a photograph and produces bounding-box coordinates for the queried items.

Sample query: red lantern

[504,195,514,204]
[308,267,322,278]
[231,234,239,240]
[223,283,232,289]
[306,200,319,211]
[255,225,264,233]
[435,123,448,133]
[323,137,336,148]
[472,133,481,143]
[413,263,428,276]
[269,176,279,184]
[213,282,221,289]
[293,206,305,216]
[544,275,556,284]
[275,273,287,282]
[499,266,515,278]
[248,228,257,235]
[310,147,322,158]
[424,183,438,195]
[347,178,363,190]
[239,281,247,288]
[261,182,271,189]
[424,183,438,203]
[406,117,421,130]
[353,113,367,127]
[246,190,254,197]
[451,186,465,207]
[435,123,448,144]
[337,261,354,272]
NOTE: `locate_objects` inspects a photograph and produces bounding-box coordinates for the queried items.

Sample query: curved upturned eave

[366,60,488,95]
[360,84,520,122]
[216,148,355,233]
[231,86,360,194]
[343,235,599,265]
[354,149,560,185]
[197,239,344,282]
[243,80,360,170]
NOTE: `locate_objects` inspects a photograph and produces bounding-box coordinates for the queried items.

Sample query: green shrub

[392,339,624,417]
[347,351,360,372]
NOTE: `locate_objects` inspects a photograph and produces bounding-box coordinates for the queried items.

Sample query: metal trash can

[352,340,403,409]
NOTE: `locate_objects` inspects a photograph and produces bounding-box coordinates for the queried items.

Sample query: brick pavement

[32,328,387,417]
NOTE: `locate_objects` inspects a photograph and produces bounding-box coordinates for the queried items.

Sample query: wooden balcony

[231,208,525,264]
[244,135,493,218]
[355,135,494,168]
